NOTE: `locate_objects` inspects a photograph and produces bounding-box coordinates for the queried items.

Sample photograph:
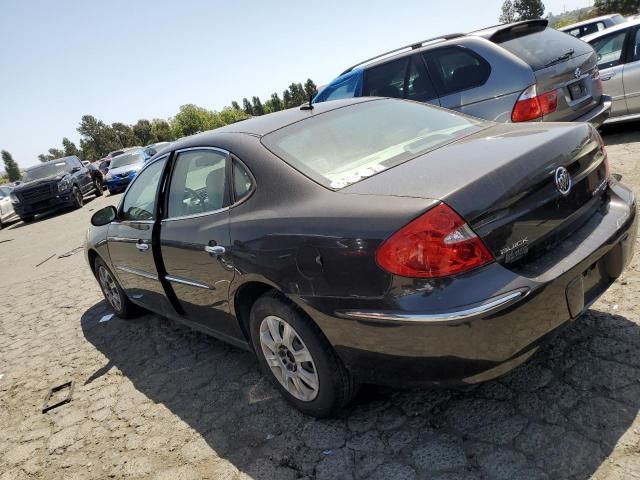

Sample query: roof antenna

[300,95,314,111]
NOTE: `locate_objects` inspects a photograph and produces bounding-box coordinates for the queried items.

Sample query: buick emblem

[574,67,582,79]
[555,166,572,195]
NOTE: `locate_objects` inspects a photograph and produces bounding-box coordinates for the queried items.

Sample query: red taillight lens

[511,85,559,122]
[376,203,494,278]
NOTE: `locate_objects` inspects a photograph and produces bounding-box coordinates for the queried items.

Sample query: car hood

[107,164,143,176]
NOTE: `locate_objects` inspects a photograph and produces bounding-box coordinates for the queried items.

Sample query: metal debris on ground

[99,314,114,323]
[42,381,74,414]
[35,254,56,267]
[58,246,84,258]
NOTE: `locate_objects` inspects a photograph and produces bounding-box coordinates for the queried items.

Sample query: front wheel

[250,294,356,417]
[71,186,83,209]
[94,256,139,319]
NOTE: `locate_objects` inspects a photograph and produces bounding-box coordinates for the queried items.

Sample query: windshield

[494,27,593,71]
[262,99,484,189]
[22,161,69,182]
[110,152,145,169]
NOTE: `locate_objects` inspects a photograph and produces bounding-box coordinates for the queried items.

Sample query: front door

[159,148,240,340]
[623,28,640,114]
[591,29,630,117]
[107,156,170,314]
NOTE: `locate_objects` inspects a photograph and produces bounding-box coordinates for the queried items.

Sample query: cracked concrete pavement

[0,124,639,479]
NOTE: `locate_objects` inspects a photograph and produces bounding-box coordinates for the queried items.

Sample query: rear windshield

[262,99,484,189]
[494,27,593,71]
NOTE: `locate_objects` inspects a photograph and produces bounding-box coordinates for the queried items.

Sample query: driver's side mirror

[91,205,118,226]
[71,166,81,173]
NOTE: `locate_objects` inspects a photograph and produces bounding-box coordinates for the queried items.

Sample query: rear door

[422,46,491,113]
[107,156,170,314]
[622,27,640,114]
[590,28,631,117]
[159,148,240,340]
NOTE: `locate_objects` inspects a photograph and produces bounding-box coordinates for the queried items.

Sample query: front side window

[406,56,437,102]
[591,30,628,69]
[167,149,228,218]
[363,57,409,99]
[424,47,490,96]
[121,157,167,221]
[262,99,485,190]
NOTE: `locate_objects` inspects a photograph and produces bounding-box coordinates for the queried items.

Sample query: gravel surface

[0,125,639,480]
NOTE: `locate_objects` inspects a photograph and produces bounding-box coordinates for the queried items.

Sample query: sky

[0,0,592,168]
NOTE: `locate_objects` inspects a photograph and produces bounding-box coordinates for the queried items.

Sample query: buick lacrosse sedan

[86,98,637,417]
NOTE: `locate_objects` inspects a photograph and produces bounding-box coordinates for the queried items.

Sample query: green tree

[282,90,293,109]
[304,79,318,100]
[499,0,517,22]
[132,119,154,146]
[218,107,250,125]
[170,104,222,138]
[77,115,121,159]
[112,122,138,148]
[513,0,545,19]
[287,83,307,106]
[150,119,174,142]
[231,101,241,110]
[1,150,21,182]
[594,0,640,15]
[269,92,283,112]
[62,137,80,157]
[252,96,265,116]
[242,98,253,115]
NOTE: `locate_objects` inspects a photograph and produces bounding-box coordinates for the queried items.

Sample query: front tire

[71,186,83,209]
[250,294,356,417]
[94,256,139,319]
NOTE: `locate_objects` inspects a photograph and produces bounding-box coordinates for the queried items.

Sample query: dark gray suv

[315,20,612,126]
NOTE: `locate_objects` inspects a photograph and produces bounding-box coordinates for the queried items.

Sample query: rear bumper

[14,192,76,217]
[296,181,636,387]
[575,94,612,127]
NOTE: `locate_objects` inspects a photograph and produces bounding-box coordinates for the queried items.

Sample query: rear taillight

[511,85,559,122]
[376,203,494,278]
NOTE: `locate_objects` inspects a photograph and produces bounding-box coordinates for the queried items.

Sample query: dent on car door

[592,29,630,116]
[623,28,640,113]
[107,156,171,314]
[159,148,241,341]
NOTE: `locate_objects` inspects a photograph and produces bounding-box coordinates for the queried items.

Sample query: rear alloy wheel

[250,294,356,417]
[94,178,103,196]
[94,257,138,319]
[72,186,83,209]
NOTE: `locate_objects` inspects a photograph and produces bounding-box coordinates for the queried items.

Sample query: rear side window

[424,47,490,96]
[363,58,409,98]
[494,27,593,71]
[232,159,253,201]
[591,30,628,69]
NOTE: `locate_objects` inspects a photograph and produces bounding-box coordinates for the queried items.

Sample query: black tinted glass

[406,56,437,102]
[425,47,490,95]
[363,58,409,99]
[121,158,166,221]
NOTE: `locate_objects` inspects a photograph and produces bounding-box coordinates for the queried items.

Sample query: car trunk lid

[341,122,609,267]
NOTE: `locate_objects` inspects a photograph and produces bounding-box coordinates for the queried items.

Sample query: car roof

[559,14,622,31]
[169,97,376,149]
[582,17,640,41]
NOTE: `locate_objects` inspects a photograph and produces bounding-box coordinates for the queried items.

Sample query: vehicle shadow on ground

[81,302,640,479]
[600,121,640,146]
[6,194,101,230]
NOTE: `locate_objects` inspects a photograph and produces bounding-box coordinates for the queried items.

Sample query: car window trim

[422,45,492,98]
[162,146,232,222]
[230,154,256,207]
[116,153,170,224]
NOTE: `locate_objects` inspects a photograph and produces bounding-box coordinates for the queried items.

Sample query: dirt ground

[0,124,639,480]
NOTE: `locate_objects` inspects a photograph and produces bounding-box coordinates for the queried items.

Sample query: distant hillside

[547,7,597,28]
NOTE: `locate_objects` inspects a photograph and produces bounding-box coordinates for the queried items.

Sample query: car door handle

[204,245,225,256]
[601,72,616,81]
[136,241,149,251]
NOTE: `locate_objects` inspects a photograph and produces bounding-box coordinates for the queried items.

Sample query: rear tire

[72,186,83,209]
[94,256,139,319]
[93,178,103,196]
[250,293,356,417]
